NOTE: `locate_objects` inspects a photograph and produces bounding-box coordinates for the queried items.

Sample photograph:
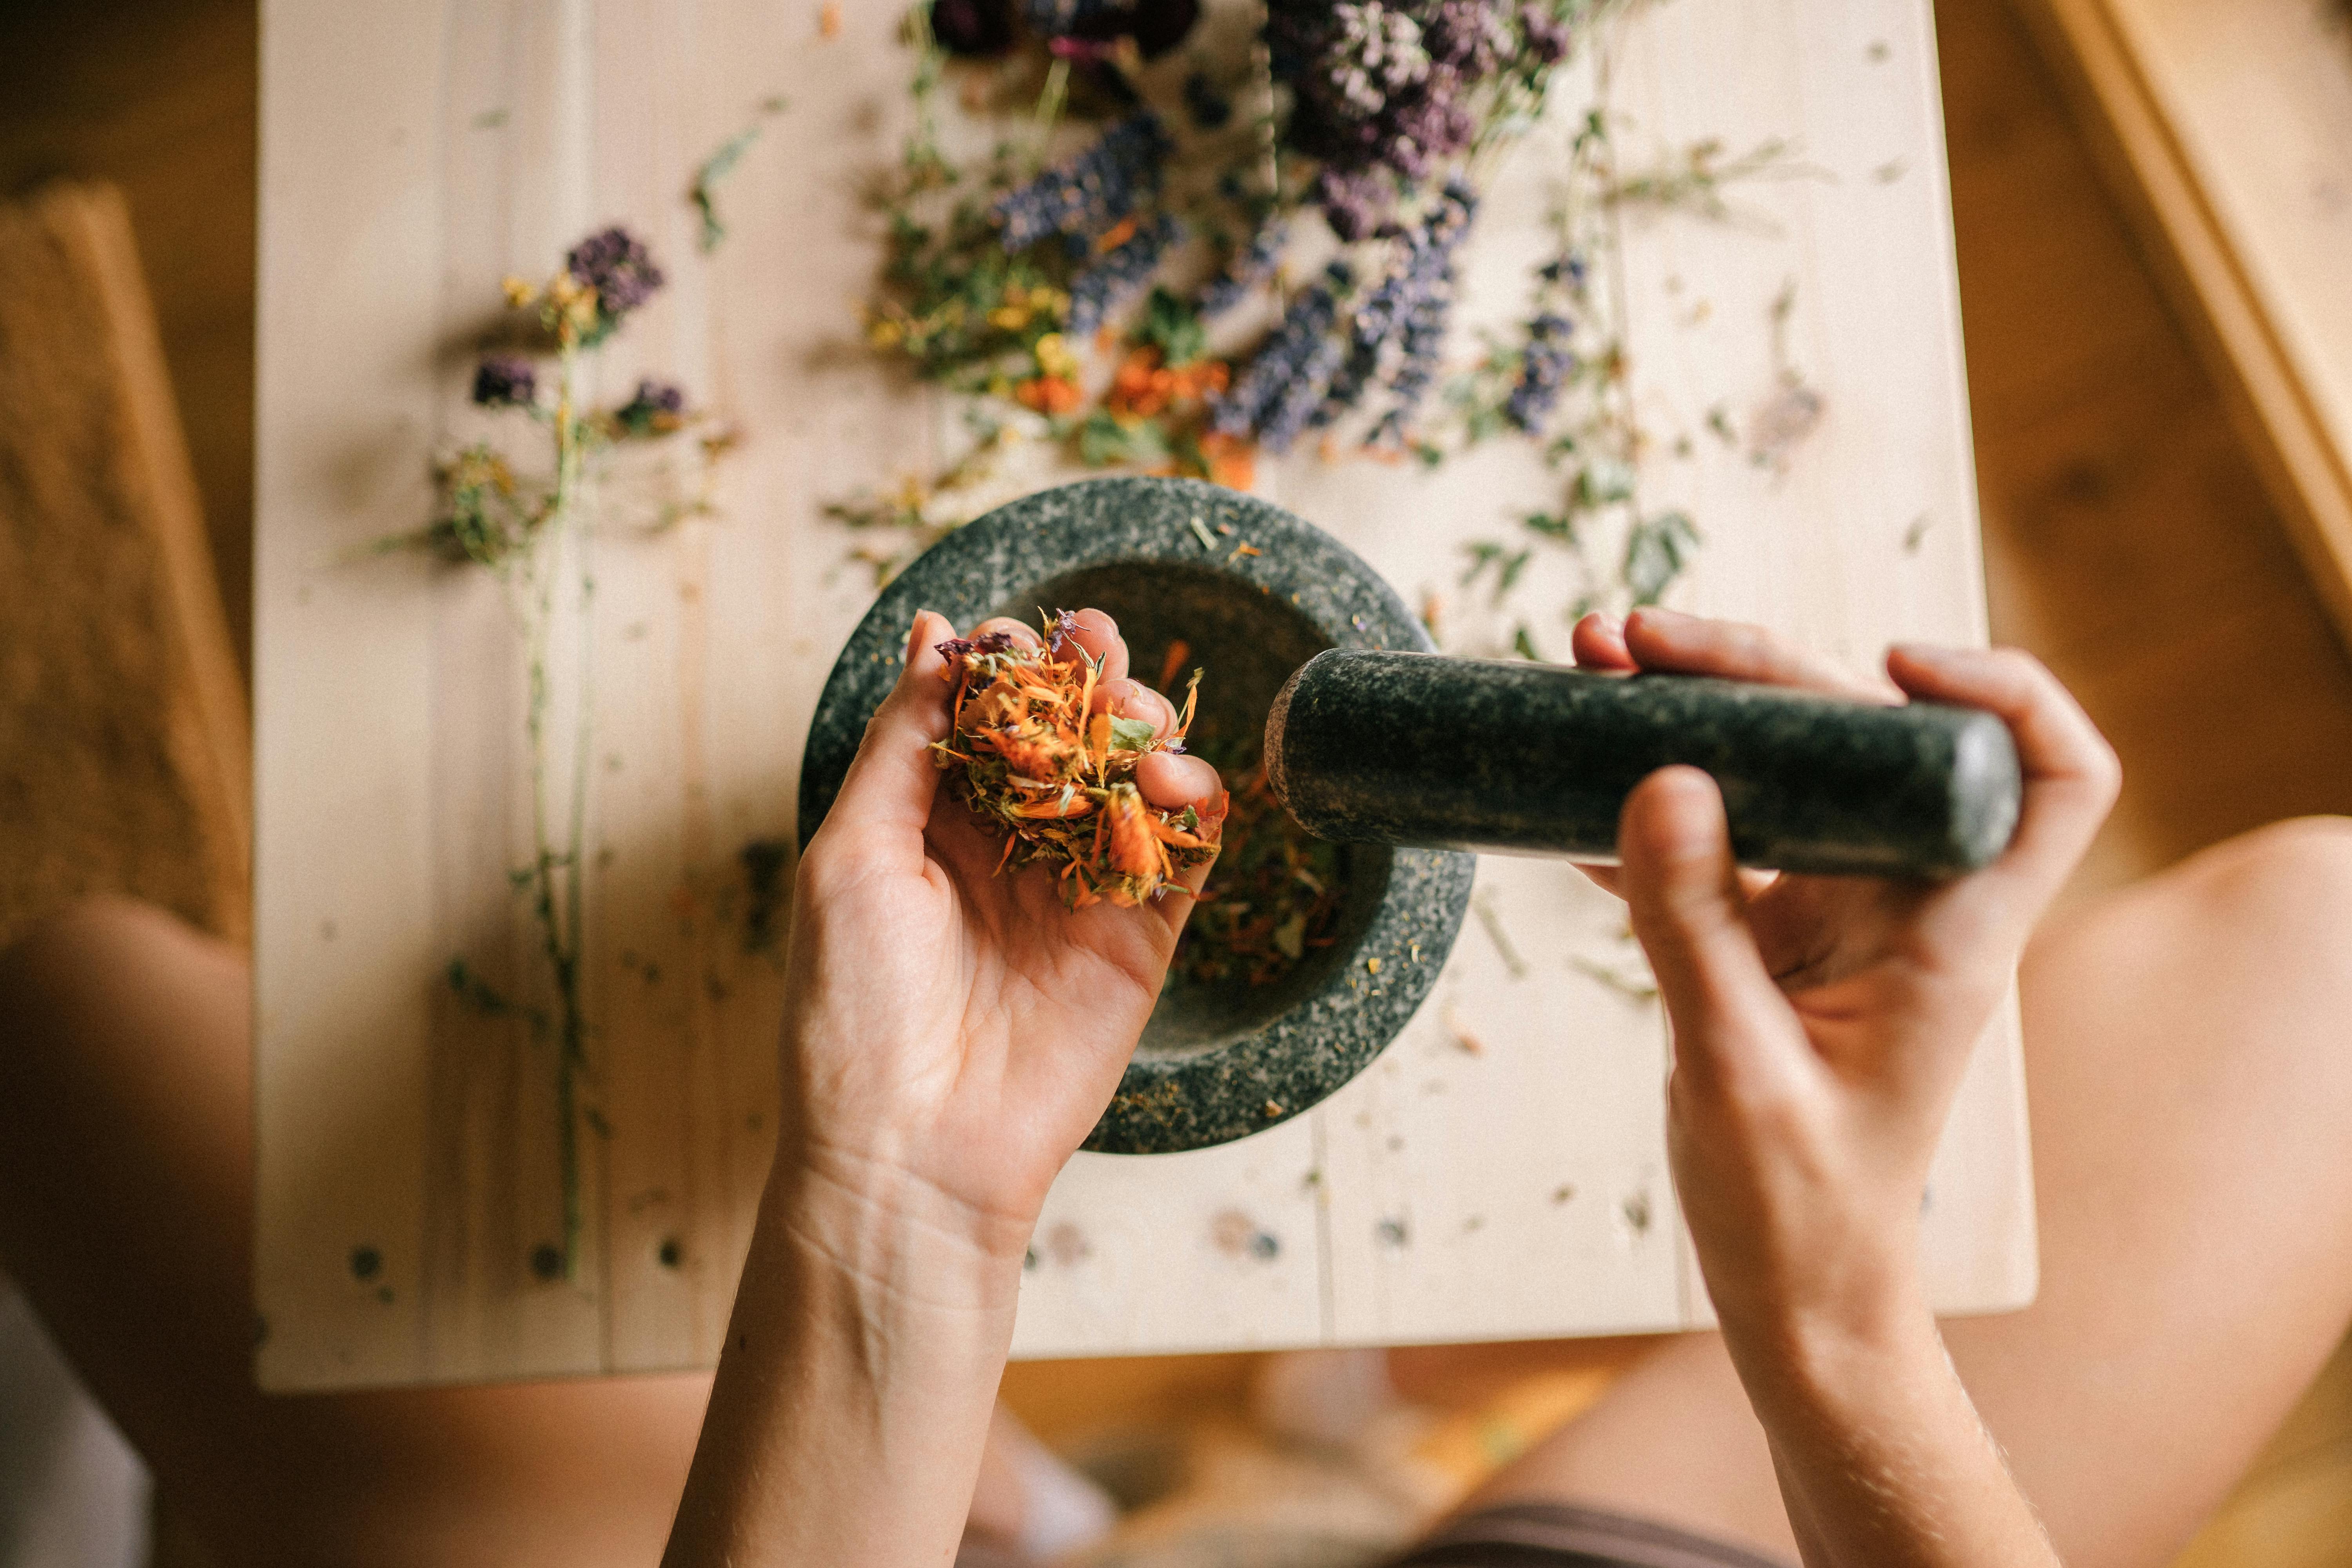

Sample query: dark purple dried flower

[1519,5,1573,65]
[1374,70,1479,180]
[1198,215,1290,318]
[972,629,1018,655]
[934,0,1019,55]
[1183,69,1233,129]
[1313,166,1393,242]
[565,226,665,329]
[1505,312,1575,430]
[613,377,688,436]
[1537,250,1590,289]
[1423,0,1509,74]
[1024,0,1200,58]
[993,112,1172,250]
[471,354,539,408]
[1065,213,1180,335]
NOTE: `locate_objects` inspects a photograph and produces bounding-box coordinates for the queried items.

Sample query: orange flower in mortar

[930,612,1215,908]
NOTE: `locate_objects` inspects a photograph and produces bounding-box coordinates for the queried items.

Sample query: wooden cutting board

[253,0,2032,1389]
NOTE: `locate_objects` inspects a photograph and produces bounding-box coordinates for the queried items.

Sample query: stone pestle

[1265,650,2023,878]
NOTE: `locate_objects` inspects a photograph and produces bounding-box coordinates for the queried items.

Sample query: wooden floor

[6,0,2352,1560]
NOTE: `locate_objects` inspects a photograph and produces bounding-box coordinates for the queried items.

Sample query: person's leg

[1450,816,2352,1568]
[0,901,712,1566]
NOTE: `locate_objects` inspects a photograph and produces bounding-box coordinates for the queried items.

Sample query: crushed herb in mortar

[1175,750,1344,988]
[932,615,1216,908]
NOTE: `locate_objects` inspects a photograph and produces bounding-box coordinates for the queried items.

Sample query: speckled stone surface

[799,477,1476,1154]
[1269,650,2023,877]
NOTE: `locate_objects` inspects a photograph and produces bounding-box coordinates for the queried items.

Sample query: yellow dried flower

[1033,332,1080,380]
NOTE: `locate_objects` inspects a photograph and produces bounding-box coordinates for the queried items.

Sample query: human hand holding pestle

[1265,609,2024,878]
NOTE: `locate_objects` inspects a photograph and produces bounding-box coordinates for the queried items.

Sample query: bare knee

[0,899,233,1075]
[2170,817,2352,955]
[3,897,189,998]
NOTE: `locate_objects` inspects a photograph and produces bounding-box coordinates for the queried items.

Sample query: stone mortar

[799,476,1475,1154]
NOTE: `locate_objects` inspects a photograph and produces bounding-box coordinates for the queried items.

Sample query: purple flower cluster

[1063,213,1181,335]
[1270,0,1516,237]
[1198,216,1290,317]
[1519,3,1572,64]
[1212,261,1354,452]
[613,377,688,436]
[993,111,1172,251]
[1505,312,1575,430]
[565,227,664,335]
[471,354,538,409]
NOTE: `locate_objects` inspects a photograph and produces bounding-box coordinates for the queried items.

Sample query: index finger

[1621,608,1900,704]
[1889,643,2119,925]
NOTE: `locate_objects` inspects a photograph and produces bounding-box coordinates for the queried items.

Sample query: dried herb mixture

[1174,753,1345,987]
[933,616,1218,907]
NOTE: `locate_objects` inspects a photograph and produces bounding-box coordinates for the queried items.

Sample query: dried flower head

[931,615,1214,907]
[612,377,689,437]
[471,354,540,409]
[563,226,666,343]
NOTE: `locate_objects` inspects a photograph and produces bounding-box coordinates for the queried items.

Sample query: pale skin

[5,608,2352,1566]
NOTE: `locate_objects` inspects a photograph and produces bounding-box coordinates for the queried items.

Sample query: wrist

[1717,1258,1941,1418]
[763,1149,1033,1322]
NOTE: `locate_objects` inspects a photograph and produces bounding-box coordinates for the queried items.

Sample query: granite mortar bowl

[799,477,1476,1154]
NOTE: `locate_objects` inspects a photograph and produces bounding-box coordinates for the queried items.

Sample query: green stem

[521,339,593,1283]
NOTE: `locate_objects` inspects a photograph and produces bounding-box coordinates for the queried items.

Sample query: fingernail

[905,610,934,664]
[1633,606,1692,627]
[1891,641,1959,668]
[1595,612,1625,637]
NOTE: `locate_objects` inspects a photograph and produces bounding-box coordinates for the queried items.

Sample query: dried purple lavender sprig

[1198,214,1289,318]
[1355,180,1478,441]
[992,111,1172,250]
[1505,312,1575,430]
[1063,212,1181,335]
[1212,261,1353,448]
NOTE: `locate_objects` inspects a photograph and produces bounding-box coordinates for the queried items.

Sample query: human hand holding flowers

[666,605,1223,1568]
[779,605,1228,1258]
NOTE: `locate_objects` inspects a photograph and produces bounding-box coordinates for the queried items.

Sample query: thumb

[822,610,956,860]
[1618,767,1790,1087]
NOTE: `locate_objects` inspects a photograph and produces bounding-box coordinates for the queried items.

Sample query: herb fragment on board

[690,125,764,254]
[932,615,1216,907]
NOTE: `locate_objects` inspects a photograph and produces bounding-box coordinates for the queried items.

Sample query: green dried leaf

[1624,512,1702,606]
[1138,287,1207,367]
[1109,715,1159,751]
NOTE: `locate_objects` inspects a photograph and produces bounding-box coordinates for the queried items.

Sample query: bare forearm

[1724,1294,2057,1568]
[661,1160,1023,1568]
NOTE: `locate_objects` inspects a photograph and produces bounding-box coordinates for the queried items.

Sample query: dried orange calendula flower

[931,613,1214,908]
